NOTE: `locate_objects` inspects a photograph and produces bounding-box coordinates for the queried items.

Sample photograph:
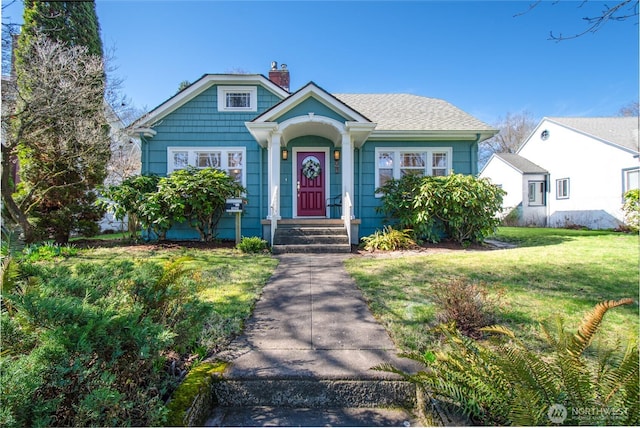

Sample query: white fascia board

[346,121,377,147]
[367,130,493,142]
[245,122,279,148]
[254,82,370,124]
[132,74,289,130]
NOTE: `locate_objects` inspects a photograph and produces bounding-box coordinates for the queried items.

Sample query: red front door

[297,151,325,216]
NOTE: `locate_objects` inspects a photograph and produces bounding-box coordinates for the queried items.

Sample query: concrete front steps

[272,220,351,254]
[207,376,421,426]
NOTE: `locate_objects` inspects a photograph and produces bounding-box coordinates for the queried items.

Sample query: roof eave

[367,129,497,142]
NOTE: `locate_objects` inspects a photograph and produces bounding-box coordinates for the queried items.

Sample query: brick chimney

[268,61,290,92]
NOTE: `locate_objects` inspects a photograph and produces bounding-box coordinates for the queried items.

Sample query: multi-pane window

[400,153,426,177]
[432,153,448,176]
[375,148,451,194]
[168,147,246,186]
[377,152,394,188]
[556,178,570,199]
[226,92,251,109]
[217,86,257,112]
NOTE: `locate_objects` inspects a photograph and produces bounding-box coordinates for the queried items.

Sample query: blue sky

[3,1,639,125]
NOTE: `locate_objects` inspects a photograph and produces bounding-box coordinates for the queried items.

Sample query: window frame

[528,180,546,206]
[374,147,452,196]
[217,86,257,112]
[167,146,247,187]
[556,177,570,199]
[623,167,639,194]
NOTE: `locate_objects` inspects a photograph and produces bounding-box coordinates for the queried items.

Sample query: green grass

[345,227,639,352]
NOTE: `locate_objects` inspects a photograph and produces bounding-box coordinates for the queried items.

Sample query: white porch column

[341,131,354,218]
[267,131,282,220]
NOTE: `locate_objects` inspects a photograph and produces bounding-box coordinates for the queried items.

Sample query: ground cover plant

[345,227,639,353]
[0,243,277,427]
[377,299,638,426]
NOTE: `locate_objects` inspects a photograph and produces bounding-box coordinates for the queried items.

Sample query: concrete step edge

[212,378,417,408]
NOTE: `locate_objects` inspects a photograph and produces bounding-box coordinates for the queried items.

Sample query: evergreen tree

[20,0,102,56]
[2,2,109,243]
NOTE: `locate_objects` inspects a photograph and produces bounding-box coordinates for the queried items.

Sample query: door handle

[296,181,300,196]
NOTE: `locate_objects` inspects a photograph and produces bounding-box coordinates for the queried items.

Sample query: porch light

[281,148,288,161]
[334,149,340,173]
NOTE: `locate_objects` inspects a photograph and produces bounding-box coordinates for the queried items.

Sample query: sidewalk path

[219,253,419,379]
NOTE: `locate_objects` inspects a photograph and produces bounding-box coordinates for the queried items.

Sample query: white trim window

[217,86,257,112]
[375,148,452,194]
[556,178,570,199]
[623,167,639,193]
[528,181,546,206]
[168,147,246,185]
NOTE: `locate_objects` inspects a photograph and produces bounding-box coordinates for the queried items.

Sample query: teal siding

[275,98,349,123]
[355,140,476,238]
[142,82,481,242]
[146,84,283,240]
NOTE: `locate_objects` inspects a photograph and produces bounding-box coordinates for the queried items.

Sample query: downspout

[472,133,481,176]
[259,146,264,220]
[357,147,362,218]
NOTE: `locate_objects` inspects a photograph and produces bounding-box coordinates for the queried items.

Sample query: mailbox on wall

[225,198,244,213]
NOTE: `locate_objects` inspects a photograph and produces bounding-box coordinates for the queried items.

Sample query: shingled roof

[493,153,548,174]
[548,117,639,152]
[334,93,496,133]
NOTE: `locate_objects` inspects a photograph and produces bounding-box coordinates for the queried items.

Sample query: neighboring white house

[99,105,141,232]
[480,116,639,229]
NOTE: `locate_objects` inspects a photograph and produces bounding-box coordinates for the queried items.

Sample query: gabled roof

[130,74,290,133]
[334,93,497,141]
[545,117,639,153]
[492,152,548,174]
[251,81,371,124]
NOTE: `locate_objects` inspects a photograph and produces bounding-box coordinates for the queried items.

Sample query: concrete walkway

[208,253,422,426]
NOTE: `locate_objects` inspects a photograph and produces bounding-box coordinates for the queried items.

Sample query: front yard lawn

[1,243,277,427]
[345,227,639,352]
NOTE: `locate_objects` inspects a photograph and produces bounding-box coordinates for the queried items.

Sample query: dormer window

[217,86,257,112]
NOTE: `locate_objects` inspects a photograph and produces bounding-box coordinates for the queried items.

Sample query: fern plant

[376,298,638,426]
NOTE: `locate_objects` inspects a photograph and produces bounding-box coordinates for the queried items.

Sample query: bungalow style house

[130,63,497,250]
[480,116,639,229]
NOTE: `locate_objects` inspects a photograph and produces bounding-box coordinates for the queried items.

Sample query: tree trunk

[1,145,36,243]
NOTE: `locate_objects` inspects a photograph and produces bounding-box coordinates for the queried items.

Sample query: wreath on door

[302,156,321,180]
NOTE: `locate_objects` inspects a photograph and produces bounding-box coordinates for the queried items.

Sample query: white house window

[528,181,546,206]
[217,86,257,112]
[623,167,639,193]
[400,152,426,177]
[375,148,452,195]
[556,178,570,199]
[168,147,246,186]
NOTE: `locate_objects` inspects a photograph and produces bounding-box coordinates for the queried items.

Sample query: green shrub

[376,173,505,245]
[360,226,416,251]
[0,257,213,427]
[237,236,269,253]
[623,189,639,231]
[376,298,639,426]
